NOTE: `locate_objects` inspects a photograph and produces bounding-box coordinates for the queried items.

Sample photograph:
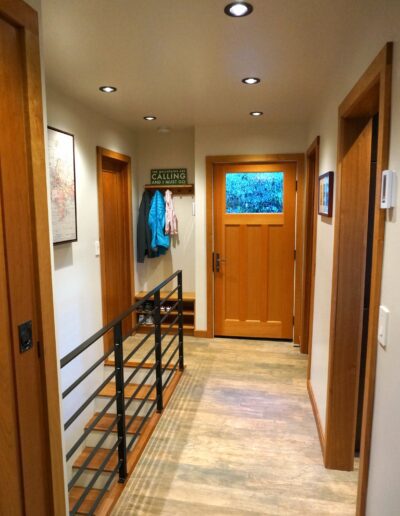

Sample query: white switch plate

[378,305,389,349]
[95,240,100,257]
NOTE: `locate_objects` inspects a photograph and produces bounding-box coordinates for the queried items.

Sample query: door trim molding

[0,0,66,513]
[301,136,320,360]
[205,153,305,339]
[97,147,135,345]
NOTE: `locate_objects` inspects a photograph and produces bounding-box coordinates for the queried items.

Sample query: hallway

[113,338,358,515]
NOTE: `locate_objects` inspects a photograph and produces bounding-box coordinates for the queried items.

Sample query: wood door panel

[214,163,296,339]
[0,15,52,514]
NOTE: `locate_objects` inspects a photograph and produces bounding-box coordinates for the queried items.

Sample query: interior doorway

[0,1,65,513]
[213,162,296,339]
[97,147,135,351]
[314,43,392,516]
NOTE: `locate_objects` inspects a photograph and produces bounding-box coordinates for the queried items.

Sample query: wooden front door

[0,8,59,515]
[98,148,134,351]
[213,163,296,338]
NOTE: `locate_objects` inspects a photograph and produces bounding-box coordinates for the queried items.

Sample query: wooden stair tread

[85,412,144,434]
[104,359,174,370]
[69,486,114,515]
[98,382,157,400]
[73,446,124,472]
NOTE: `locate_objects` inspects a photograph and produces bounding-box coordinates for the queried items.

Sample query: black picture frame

[318,171,334,217]
[47,126,78,245]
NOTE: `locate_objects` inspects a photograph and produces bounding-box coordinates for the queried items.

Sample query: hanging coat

[137,190,157,262]
[148,190,170,253]
[164,189,178,235]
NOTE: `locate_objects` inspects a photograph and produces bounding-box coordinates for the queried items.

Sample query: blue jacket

[148,190,170,253]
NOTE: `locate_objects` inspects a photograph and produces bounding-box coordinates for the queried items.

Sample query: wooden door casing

[213,163,296,339]
[97,148,134,351]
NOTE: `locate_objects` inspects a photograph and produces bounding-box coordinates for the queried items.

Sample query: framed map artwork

[48,127,78,244]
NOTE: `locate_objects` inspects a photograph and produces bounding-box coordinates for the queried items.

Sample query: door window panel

[225,172,284,214]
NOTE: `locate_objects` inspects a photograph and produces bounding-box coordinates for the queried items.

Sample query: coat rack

[144,184,194,195]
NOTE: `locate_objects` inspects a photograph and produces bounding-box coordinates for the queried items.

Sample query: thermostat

[381,170,396,209]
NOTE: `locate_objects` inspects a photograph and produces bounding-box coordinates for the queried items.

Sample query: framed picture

[318,171,334,217]
[47,127,78,244]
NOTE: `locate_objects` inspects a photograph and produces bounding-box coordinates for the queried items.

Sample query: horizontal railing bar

[125,381,157,434]
[124,330,154,364]
[62,347,114,399]
[127,399,157,452]
[163,358,180,390]
[160,286,179,307]
[124,365,157,413]
[124,345,156,386]
[160,300,180,325]
[70,437,121,515]
[66,392,117,461]
[68,413,120,491]
[161,315,179,340]
[87,460,121,516]
[162,344,179,373]
[161,333,178,359]
[60,270,181,368]
[64,369,116,431]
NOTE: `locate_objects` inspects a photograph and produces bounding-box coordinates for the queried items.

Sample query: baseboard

[193,330,211,338]
[307,379,325,456]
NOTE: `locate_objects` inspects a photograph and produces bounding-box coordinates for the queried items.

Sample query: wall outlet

[378,305,389,349]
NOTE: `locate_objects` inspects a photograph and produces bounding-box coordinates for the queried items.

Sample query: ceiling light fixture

[99,86,117,93]
[224,2,253,17]
[143,116,157,121]
[242,77,260,85]
[250,111,263,117]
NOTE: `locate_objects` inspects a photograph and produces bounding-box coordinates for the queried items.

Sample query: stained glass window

[225,172,284,214]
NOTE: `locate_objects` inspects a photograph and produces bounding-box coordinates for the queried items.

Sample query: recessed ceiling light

[224,2,253,17]
[99,86,117,93]
[242,77,260,85]
[250,111,264,117]
[144,116,157,121]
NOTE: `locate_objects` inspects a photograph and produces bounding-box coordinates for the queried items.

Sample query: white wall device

[380,170,396,209]
[378,305,389,349]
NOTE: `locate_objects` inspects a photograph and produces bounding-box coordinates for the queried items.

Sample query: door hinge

[294,249,296,260]
[295,180,298,191]
[293,315,295,326]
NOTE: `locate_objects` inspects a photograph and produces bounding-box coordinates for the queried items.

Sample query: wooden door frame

[97,147,135,341]
[204,153,305,339]
[301,137,320,358]
[0,0,66,513]
[319,44,392,515]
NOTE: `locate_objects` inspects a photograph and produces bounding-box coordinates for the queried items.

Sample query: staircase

[61,272,185,515]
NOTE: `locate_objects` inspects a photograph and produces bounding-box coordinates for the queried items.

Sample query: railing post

[178,271,184,371]
[114,322,127,483]
[154,290,164,412]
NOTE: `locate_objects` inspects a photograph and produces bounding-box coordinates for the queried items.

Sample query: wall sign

[151,168,187,185]
[48,126,78,244]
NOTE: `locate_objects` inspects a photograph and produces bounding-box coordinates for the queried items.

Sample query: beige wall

[134,129,195,293]
[194,122,308,330]
[306,3,400,513]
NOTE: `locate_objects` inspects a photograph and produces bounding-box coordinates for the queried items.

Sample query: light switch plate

[378,305,389,349]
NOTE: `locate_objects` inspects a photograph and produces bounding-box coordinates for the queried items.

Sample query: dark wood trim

[97,147,135,350]
[301,137,320,360]
[321,43,392,514]
[193,330,210,338]
[307,379,325,455]
[205,154,305,340]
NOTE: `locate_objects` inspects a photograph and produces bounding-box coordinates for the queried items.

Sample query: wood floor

[112,337,358,515]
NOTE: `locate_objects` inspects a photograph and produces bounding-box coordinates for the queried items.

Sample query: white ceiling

[41,0,382,130]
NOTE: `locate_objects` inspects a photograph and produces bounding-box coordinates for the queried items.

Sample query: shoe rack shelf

[135,291,195,336]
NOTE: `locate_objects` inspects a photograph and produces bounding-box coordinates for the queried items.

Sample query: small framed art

[318,171,334,217]
[47,126,78,244]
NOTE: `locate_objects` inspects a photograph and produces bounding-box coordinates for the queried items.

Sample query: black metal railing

[60,270,184,515]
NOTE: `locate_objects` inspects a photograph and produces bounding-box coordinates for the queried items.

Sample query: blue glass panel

[225,172,284,213]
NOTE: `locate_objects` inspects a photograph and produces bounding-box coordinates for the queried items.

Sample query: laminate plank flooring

[112,337,358,515]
